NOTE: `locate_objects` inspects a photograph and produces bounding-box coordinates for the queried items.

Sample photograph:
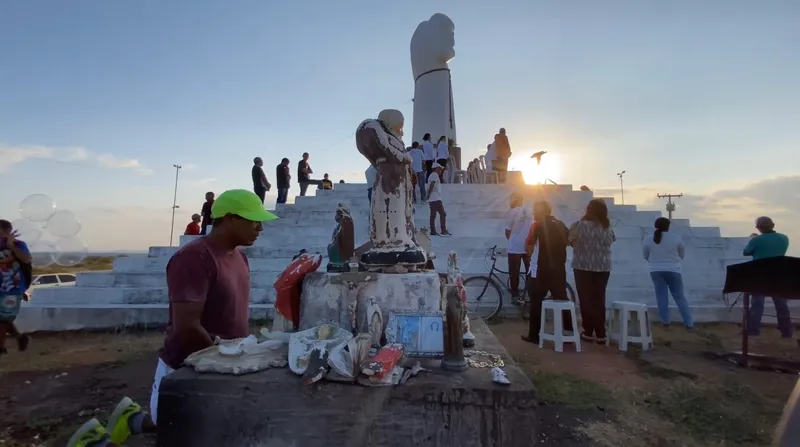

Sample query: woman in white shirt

[421,133,436,181]
[642,217,694,329]
[435,136,449,182]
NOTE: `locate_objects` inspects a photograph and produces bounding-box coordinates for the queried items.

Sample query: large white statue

[410,13,457,146]
[355,110,427,268]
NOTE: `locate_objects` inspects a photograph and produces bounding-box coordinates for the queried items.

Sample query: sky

[1,1,798,253]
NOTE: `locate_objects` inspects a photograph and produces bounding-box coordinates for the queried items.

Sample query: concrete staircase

[18,182,758,332]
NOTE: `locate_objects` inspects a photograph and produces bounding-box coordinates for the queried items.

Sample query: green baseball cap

[211,189,278,222]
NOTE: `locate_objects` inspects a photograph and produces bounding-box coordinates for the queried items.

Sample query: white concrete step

[73,270,727,291]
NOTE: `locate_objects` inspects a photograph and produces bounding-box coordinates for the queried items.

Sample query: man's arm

[743,238,756,257]
[166,250,216,354]
[11,240,31,264]
[525,224,537,257]
[504,211,514,240]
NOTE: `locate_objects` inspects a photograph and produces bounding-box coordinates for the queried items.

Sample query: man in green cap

[64,189,277,447]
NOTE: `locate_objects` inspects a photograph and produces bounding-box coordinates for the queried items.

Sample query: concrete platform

[157,319,537,447]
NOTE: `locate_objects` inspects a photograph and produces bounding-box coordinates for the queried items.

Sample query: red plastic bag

[274,253,322,328]
[361,344,404,380]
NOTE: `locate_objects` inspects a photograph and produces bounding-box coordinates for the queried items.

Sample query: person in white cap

[426,162,451,236]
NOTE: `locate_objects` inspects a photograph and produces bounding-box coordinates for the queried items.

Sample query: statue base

[361,245,427,268]
[157,319,538,447]
[297,271,441,332]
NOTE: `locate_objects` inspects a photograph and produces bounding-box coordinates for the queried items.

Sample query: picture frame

[384,309,445,358]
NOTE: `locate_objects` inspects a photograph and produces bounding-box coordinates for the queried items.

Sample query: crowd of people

[505,195,792,344]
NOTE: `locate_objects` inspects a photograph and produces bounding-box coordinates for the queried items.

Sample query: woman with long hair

[642,217,694,328]
[569,198,616,343]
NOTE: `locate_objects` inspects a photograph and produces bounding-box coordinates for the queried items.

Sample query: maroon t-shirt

[159,237,251,369]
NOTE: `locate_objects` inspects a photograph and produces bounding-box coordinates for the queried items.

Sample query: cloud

[595,176,800,254]
[186,177,217,187]
[0,144,151,174]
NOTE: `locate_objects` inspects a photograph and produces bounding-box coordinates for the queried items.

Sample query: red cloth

[184,223,201,235]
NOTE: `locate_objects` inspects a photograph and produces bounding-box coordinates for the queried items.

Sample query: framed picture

[385,310,444,358]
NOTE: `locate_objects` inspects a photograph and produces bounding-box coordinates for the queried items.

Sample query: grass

[33,255,115,275]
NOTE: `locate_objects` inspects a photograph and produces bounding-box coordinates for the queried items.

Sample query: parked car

[30,273,77,290]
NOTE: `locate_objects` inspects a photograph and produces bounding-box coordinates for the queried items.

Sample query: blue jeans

[746,294,792,337]
[415,171,426,201]
[650,271,694,327]
[276,188,289,204]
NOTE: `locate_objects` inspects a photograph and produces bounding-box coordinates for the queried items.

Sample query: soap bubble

[19,194,57,223]
[28,241,56,268]
[10,219,43,246]
[53,236,88,267]
[45,210,82,239]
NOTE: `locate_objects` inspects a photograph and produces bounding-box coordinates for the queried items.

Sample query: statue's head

[410,13,456,79]
[377,109,405,138]
[334,203,351,223]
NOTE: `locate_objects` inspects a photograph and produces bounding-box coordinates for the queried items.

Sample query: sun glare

[510,152,561,185]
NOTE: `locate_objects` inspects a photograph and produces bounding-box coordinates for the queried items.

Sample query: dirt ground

[0,321,797,447]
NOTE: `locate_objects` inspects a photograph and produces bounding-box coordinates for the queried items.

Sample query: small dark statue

[326,203,355,272]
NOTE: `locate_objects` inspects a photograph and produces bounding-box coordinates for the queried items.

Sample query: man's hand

[7,230,18,244]
[266,182,272,191]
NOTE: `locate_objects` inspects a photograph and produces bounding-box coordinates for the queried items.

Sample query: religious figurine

[326,203,355,272]
[366,297,383,348]
[410,13,457,146]
[442,285,468,372]
[446,251,474,347]
[355,110,427,268]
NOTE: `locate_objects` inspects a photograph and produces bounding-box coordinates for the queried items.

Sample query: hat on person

[432,162,443,169]
[211,189,278,222]
[755,216,774,230]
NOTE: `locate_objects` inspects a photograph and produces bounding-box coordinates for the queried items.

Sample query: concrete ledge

[157,320,537,447]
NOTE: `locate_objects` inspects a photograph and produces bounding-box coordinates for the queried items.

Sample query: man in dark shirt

[297,152,323,196]
[251,157,271,204]
[64,190,279,446]
[275,158,291,204]
[523,200,573,344]
[199,191,214,235]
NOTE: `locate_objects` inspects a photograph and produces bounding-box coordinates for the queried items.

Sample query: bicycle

[463,245,579,320]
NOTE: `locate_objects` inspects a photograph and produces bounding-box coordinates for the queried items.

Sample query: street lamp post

[169,164,182,246]
[617,170,626,205]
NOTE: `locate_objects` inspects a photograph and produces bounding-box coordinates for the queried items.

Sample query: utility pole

[617,170,626,205]
[169,164,182,246]
[657,193,683,220]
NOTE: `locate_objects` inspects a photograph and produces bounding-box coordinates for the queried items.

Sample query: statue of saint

[326,203,355,272]
[355,110,427,268]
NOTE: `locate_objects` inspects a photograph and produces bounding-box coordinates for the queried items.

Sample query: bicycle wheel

[463,276,503,320]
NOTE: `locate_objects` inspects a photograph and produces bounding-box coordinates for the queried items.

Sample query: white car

[30,273,76,290]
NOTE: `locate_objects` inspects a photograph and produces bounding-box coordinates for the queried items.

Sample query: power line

[657,193,683,220]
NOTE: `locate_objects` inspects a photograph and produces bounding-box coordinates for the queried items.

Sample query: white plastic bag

[288,324,353,375]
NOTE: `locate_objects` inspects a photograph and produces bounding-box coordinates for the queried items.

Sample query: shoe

[595,337,607,345]
[105,397,145,444]
[430,231,439,236]
[440,231,452,237]
[17,334,29,352]
[66,419,109,447]
[580,332,594,343]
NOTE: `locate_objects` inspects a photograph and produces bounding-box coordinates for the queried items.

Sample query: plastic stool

[453,170,467,184]
[606,301,653,352]
[539,300,581,353]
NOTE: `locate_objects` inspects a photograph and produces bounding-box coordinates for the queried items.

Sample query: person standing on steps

[408,141,426,202]
[426,162,451,236]
[251,157,271,204]
[522,201,572,344]
[569,199,616,344]
[742,216,791,337]
[199,191,214,235]
[505,191,532,301]
[0,220,31,356]
[493,128,511,184]
[421,133,436,181]
[435,135,450,183]
[64,190,277,447]
[275,158,291,204]
[642,217,694,330]
[297,152,323,196]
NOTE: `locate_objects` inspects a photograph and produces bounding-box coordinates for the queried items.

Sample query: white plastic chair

[539,300,582,353]
[606,301,653,352]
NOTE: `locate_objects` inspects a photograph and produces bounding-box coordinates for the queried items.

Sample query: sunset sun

[510,152,562,185]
